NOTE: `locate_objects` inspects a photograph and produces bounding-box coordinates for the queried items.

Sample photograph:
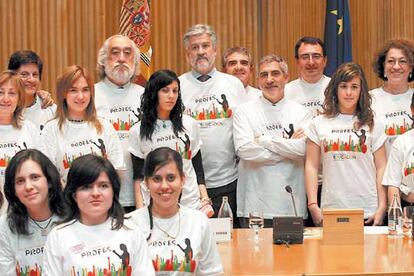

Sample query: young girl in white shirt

[43,154,154,275]
[0,149,64,275]
[305,62,387,226]
[129,147,223,275]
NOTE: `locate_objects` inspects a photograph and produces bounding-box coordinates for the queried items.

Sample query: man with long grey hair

[94,34,144,212]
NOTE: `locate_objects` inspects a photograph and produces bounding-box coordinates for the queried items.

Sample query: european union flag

[323,0,352,76]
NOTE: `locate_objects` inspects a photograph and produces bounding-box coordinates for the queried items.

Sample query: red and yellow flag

[119,0,152,85]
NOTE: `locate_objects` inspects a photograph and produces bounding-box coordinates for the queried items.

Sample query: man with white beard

[95,34,144,212]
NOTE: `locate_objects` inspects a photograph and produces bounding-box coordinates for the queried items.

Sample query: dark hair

[7,50,44,80]
[4,149,64,235]
[372,39,414,82]
[0,191,3,211]
[295,36,326,59]
[140,70,185,140]
[294,37,326,59]
[143,147,184,241]
[222,46,253,68]
[144,147,184,178]
[322,62,374,131]
[62,154,124,229]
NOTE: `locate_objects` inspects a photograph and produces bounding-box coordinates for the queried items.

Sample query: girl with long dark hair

[0,149,64,275]
[128,69,212,215]
[43,154,154,275]
[129,147,223,275]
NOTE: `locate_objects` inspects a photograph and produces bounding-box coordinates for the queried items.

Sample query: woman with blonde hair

[40,65,123,184]
[305,62,387,226]
[0,71,40,212]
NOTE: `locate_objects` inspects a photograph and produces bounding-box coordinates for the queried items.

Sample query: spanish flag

[323,0,352,77]
[119,0,152,85]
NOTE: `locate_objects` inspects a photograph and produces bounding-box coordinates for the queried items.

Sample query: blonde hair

[55,65,102,133]
[0,70,26,128]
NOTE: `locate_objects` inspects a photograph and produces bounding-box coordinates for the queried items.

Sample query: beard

[105,62,135,85]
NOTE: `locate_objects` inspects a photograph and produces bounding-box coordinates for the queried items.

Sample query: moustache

[196,56,209,62]
[113,63,131,71]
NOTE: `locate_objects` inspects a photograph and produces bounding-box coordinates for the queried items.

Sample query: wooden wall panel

[1,0,414,93]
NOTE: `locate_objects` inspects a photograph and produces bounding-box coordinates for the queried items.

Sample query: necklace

[159,119,167,128]
[31,216,53,236]
[153,210,181,239]
[68,119,85,123]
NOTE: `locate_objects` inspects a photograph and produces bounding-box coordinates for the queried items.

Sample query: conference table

[217,228,414,275]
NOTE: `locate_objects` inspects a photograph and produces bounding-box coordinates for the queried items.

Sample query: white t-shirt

[128,206,223,275]
[0,121,40,213]
[95,78,145,206]
[306,114,387,218]
[382,129,414,195]
[43,218,155,275]
[370,87,414,155]
[22,95,56,131]
[0,214,60,276]
[128,115,202,209]
[233,96,311,219]
[245,85,261,102]
[39,118,124,184]
[179,70,246,188]
[285,75,331,117]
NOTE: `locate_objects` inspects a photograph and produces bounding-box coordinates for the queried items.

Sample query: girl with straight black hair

[0,149,64,275]
[129,69,213,216]
[43,154,154,275]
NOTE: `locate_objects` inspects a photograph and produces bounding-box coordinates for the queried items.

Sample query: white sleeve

[305,116,321,145]
[256,135,306,160]
[103,120,125,170]
[191,118,202,156]
[256,109,311,161]
[233,106,283,164]
[197,218,224,275]
[0,219,16,276]
[128,124,145,158]
[39,122,59,168]
[42,229,64,276]
[131,229,155,275]
[382,137,404,187]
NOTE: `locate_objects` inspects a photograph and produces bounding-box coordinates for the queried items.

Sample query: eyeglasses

[385,59,411,67]
[19,72,40,80]
[299,53,324,61]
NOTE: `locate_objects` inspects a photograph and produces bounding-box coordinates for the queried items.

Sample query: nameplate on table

[209,218,231,242]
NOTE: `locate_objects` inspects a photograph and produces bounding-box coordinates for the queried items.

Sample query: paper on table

[364,226,389,234]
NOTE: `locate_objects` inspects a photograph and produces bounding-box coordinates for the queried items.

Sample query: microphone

[285,185,298,217]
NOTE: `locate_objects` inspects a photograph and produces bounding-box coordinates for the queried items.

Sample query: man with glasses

[8,50,56,131]
[285,37,330,117]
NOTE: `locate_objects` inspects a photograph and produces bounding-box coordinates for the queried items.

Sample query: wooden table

[217,228,414,275]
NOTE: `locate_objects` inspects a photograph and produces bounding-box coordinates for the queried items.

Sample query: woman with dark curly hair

[128,69,213,216]
[305,62,387,226]
[0,149,64,275]
[370,39,414,155]
[43,154,154,275]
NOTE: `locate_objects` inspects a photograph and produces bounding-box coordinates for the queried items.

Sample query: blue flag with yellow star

[323,0,352,76]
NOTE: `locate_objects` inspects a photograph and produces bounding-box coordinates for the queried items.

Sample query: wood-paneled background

[1,0,414,95]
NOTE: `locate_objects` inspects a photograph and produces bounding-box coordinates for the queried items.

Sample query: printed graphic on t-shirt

[265,122,296,139]
[383,110,412,136]
[109,105,142,131]
[16,262,42,276]
[71,243,132,276]
[177,134,192,160]
[322,128,368,154]
[151,238,196,272]
[186,94,233,120]
[0,141,27,176]
[62,138,107,169]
